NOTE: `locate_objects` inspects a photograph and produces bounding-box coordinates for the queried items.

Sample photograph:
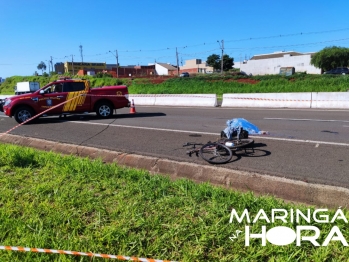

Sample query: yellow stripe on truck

[62,92,74,112]
[63,91,87,112]
[63,80,89,112]
[68,92,79,111]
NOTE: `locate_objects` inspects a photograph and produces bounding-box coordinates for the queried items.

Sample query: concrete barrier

[222,93,312,108]
[0,95,13,100]
[311,92,349,109]
[129,95,156,106]
[130,94,217,107]
[2,92,349,109]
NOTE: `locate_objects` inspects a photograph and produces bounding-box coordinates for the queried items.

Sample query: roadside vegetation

[310,46,349,71]
[130,74,349,95]
[1,73,349,95]
[1,143,349,261]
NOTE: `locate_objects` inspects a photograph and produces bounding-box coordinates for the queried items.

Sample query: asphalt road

[1,106,349,188]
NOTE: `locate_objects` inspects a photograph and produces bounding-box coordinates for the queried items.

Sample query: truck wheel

[96,102,113,118]
[14,106,35,124]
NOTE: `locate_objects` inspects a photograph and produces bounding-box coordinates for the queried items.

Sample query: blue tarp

[223,118,262,138]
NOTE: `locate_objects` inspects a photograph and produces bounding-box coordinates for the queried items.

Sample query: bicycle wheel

[199,143,232,164]
[229,138,254,149]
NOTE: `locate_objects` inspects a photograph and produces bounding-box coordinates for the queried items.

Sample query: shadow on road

[30,112,167,125]
[115,112,166,119]
[233,143,271,158]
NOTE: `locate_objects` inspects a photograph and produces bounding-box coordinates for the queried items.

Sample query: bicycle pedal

[195,152,199,157]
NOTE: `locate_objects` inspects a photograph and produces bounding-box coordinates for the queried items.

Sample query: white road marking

[70,121,349,147]
[264,117,349,123]
[137,105,349,112]
[70,121,217,136]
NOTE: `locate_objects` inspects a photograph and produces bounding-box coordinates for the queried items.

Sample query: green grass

[129,75,349,95]
[0,75,130,95]
[1,74,349,95]
[1,143,349,261]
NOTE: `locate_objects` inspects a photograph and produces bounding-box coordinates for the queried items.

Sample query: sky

[1,0,349,78]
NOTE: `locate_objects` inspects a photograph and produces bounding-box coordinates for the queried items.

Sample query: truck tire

[96,102,113,118]
[14,106,35,124]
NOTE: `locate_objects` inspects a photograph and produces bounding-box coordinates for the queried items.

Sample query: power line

[108,27,349,53]
[31,27,349,68]
[54,36,349,64]
[225,37,349,51]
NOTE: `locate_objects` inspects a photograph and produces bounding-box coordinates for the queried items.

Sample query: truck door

[37,81,88,115]
[61,81,89,113]
[37,83,67,114]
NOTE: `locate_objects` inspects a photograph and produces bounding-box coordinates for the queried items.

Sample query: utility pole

[176,47,179,76]
[50,56,53,73]
[71,55,74,75]
[79,45,83,63]
[109,50,119,78]
[46,59,51,73]
[217,40,224,74]
[116,50,119,78]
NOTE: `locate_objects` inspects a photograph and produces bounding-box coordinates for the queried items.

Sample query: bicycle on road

[183,137,254,164]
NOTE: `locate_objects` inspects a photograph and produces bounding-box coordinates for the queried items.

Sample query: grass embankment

[1,143,349,261]
[0,75,130,95]
[1,74,349,95]
[130,74,349,96]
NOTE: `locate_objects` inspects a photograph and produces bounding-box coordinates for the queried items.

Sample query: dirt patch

[236,79,260,84]
[150,79,166,84]
[206,78,260,84]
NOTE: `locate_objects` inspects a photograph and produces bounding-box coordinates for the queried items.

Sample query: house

[180,59,214,74]
[155,63,178,76]
[239,51,322,75]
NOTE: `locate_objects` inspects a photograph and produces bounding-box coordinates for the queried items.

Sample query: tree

[222,54,234,71]
[206,54,234,71]
[37,61,47,74]
[310,46,349,71]
[207,54,221,70]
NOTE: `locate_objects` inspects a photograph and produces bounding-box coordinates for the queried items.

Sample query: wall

[129,94,217,107]
[180,59,214,74]
[125,92,349,109]
[76,67,155,77]
[155,64,168,75]
[221,92,349,109]
[240,54,322,75]
[64,62,107,74]
[111,67,155,77]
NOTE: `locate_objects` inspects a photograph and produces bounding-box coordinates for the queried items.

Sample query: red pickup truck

[2,78,130,124]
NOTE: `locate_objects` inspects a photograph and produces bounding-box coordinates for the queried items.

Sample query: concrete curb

[0,133,348,208]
